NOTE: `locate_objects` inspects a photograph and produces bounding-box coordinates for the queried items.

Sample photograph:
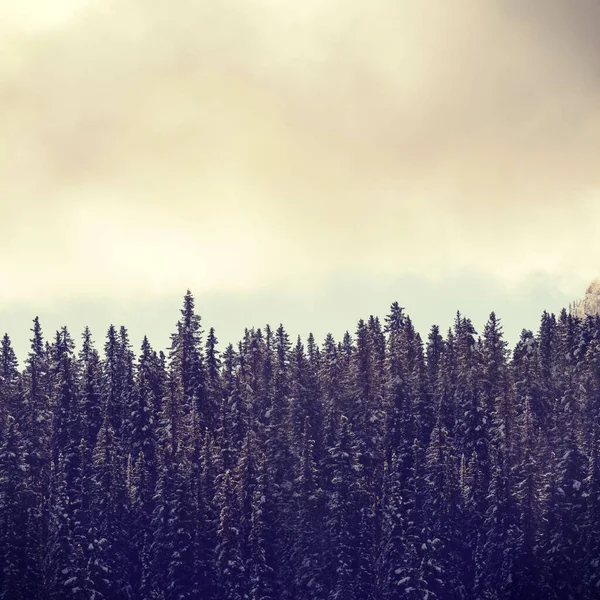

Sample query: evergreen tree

[326,416,362,600]
[291,421,325,600]
[88,418,130,599]
[512,398,542,600]
[2,293,600,599]
[102,325,124,445]
[422,418,463,598]
[543,430,587,600]
[0,416,30,600]
[19,318,51,598]
[219,344,247,471]
[216,470,245,600]
[166,461,195,600]
[206,326,222,434]
[379,453,417,600]
[195,431,220,600]
[118,326,136,455]
[169,290,207,435]
[79,327,103,451]
[248,457,276,600]
[45,454,89,600]
[0,334,20,433]
[584,427,600,598]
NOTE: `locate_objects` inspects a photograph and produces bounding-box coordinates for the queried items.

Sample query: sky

[1,0,600,359]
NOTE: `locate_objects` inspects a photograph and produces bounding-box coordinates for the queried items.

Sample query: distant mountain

[571,278,600,317]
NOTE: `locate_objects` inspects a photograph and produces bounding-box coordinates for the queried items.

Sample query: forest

[0,291,599,600]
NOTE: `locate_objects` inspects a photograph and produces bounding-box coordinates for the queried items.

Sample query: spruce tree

[0,415,30,600]
[216,470,245,600]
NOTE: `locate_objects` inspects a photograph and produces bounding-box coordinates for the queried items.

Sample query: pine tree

[235,430,259,569]
[206,327,222,434]
[482,313,513,452]
[131,337,159,476]
[351,319,384,492]
[216,470,245,600]
[248,457,276,600]
[88,418,130,599]
[291,421,326,600]
[383,303,413,467]
[584,427,600,598]
[0,415,30,600]
[219,343,247,471]
[117,326,136,455]
[264,325,295,599]
[4,289,600,598]
[129,337,162,599]
[44,453,90,600]
[169,290,207,435]
[0,334,20,434]
[326,416,361,600]
[512,398,542,600]
[195,432,220,600]
[543,430,587,600]
[50,327,82,486]
[102,325,124,445]
[18,318,51,599]
[422,418,463,598]
[146,457,170,599]
[79,327,103,451]
[166,461,195,600]
[475,446,519,600]
[379,453,415,600]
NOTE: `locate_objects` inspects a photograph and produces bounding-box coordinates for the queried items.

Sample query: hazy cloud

[1,0,599,306]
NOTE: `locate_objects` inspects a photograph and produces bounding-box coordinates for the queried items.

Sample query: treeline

[0,292,599,599]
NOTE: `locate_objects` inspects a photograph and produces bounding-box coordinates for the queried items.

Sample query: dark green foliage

[0,294,599,600]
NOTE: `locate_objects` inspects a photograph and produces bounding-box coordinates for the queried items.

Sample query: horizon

[2,271,579,362]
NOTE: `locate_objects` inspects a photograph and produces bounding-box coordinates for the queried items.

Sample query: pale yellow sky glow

[1,0,600,308]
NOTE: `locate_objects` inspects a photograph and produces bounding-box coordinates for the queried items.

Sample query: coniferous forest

[1,291,600,600]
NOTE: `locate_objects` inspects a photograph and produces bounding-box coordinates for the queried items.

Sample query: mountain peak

[571,278,600,317]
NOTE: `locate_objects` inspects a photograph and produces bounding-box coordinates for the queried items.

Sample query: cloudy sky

[1,0,599,357]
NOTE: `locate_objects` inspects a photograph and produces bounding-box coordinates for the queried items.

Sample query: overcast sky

[1,0,599,357]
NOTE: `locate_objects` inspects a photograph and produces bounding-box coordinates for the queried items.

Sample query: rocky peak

[571,278,600,317]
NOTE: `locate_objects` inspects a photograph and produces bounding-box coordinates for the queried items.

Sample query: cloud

[0,0,599,307]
